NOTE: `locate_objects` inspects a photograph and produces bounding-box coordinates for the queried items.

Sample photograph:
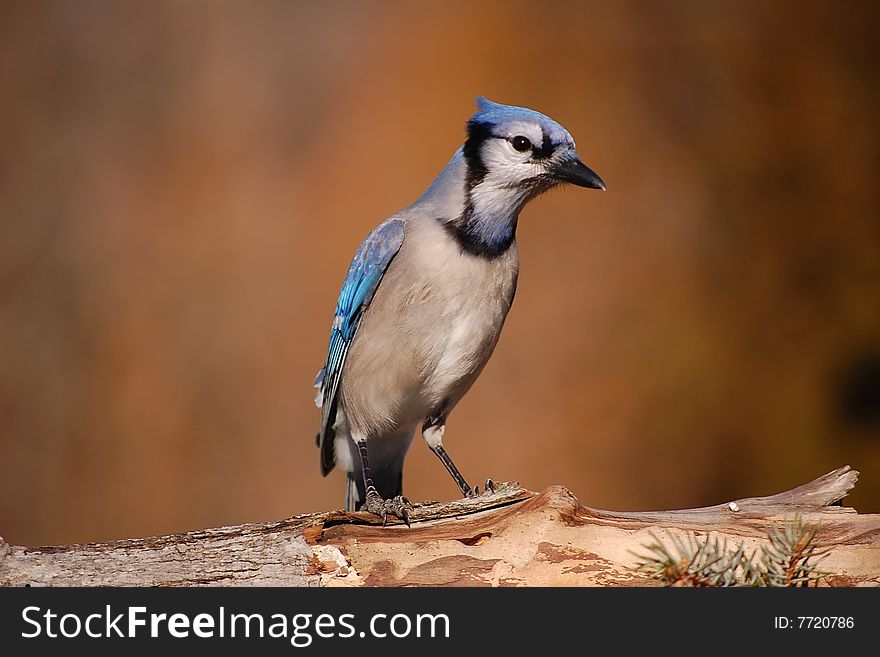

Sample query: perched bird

[314,97,604,523]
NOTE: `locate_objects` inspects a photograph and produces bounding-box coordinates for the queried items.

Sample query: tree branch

[1,466,876,586]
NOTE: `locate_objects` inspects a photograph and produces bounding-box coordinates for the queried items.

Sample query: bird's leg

[423,412,494,498]
[355,438,412,526]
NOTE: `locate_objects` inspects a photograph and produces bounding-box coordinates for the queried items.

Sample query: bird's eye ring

[511,136,532,152]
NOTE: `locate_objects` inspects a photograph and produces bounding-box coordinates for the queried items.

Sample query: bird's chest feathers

[433,302,496,375]
[412,234,518,396]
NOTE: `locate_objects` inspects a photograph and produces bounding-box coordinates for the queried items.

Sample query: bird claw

[363,490,413,527]
[466,479,495,498]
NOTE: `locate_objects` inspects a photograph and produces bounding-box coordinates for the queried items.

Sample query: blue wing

[315,219,405,475]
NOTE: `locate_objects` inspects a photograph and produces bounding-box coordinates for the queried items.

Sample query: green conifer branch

[632,515,828,587]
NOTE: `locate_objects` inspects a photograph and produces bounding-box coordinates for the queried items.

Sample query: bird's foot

[362,489,413,527]
[466,478,496,498]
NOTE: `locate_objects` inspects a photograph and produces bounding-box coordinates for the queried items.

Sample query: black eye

[511,136,532,152]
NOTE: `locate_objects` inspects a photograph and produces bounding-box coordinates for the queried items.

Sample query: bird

[314,96,604,524]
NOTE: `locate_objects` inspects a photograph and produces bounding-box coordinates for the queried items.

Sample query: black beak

[550,157,605,190]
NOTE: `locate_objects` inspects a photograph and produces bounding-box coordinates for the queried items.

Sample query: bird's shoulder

[339,218,406,304]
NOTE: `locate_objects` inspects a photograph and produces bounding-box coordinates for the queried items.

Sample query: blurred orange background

[1,1,878,547]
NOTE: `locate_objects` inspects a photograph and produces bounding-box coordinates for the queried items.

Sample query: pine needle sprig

[634,531,762,586]
[758,516,830,587]
[633,515,828,587]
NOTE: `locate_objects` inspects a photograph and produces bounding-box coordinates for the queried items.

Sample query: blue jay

[314,97,604,523]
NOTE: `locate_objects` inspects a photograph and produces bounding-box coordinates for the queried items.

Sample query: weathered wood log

[1,466,877,586]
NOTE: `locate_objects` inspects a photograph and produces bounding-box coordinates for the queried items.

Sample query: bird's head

[463,97,605,206]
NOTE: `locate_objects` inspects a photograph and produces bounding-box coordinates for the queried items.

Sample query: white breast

[412,219,519,406]
[428,306,495,392]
